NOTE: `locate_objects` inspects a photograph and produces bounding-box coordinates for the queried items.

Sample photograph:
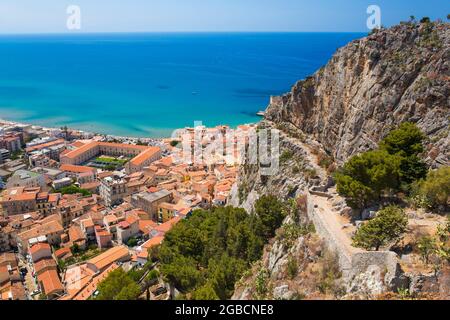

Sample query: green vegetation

[416,217,450,267]
[58,247,103,270]
[255,267,270,298]
[280,150,294,163]
[170,140,180,147]
[317,151,334,171]
[317,251,343,296]
[157,196,286,299]
[417,236,436,264]
[127,237,138,247]
[10,150,24,160]
[287,256,298,279]
[136,140,148,146]
[335,123,427,209]
[96,268,141,300]
[94,156,128,169]
[420,17,431,24]
[352,206,408,251]
[411,166,450,211]
[56,185,92,197]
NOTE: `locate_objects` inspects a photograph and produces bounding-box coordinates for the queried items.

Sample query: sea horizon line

[0,30,369,37]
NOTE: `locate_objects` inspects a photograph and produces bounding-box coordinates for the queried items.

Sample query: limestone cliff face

[265,22,449,167]
[231,22,450,300]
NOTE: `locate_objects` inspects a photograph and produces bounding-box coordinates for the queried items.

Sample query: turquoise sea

[0,33,364,137]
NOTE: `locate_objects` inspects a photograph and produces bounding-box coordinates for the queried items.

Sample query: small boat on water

[256,111,265,117]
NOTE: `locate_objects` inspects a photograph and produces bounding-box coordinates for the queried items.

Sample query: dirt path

[311,194,363,259]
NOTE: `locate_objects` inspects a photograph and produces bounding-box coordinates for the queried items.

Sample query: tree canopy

[335,123,427,208]
[352,206,408,251]
[96,268,141,300]
[158,196,286,299]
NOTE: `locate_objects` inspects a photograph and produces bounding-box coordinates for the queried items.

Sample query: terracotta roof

[60,164,96,174]
[26,139,65,153]
[34,258,57,275]
[155,216,181,234]
[69,226,85,242]
[138,219,158,234]
[130,146,161,166]
[29,243,51,255]
[81,218,94,228]
[54,247,72,260]
[18,220,64,242]
[118,221,130,229]
[37,269,64,296]
[142,235,164,249]
[87,246,130,271]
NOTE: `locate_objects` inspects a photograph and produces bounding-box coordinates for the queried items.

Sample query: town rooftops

[130,146,161,166]
[18,220,64,243]
[87,245,130,271]
[29,243,51,255]
[25,139,65,153]
[60,164,97,174]
[135,189,172,203]
[61,141,160,167]
[34,258,57,275]
[37,269,64,296]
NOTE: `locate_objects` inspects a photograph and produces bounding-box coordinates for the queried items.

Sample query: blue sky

[0,0,448,33]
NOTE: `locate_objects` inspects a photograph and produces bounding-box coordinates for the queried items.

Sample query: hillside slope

[232,21,450,300]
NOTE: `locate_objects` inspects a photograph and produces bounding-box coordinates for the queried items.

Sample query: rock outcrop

[232,22,450,300]
[265,22,449,167]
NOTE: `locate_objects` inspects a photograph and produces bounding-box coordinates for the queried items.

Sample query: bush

[317,251,343,296]
[58,185,92,196]
[417,236,437,264]
[353,206,408,251]
[412,167,450,211]
[280,150,294,163]
[287,257,298,279]
[127,237,138,247]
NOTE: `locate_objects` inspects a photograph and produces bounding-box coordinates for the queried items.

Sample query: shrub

[417,236,437,264]
[280,150,294,163]
[127,237,138,247]
[317,251,343,296]
[287,257,298,279]
[353,206,408,251]
[58,185,92,196]
[255,268,269,297]
[412,167,450,211]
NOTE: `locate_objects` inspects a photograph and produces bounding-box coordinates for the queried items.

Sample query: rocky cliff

[232,21,450,300]
[265,22,449,167]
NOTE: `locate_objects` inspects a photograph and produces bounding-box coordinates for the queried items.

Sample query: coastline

[0,116,259,143]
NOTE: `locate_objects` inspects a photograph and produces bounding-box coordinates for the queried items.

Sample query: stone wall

[306,190,401,291]
[306,191,352,276]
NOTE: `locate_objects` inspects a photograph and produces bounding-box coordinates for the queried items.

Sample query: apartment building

[131,189,173,221]
[6,170,45,189]
[100,176,128,208]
